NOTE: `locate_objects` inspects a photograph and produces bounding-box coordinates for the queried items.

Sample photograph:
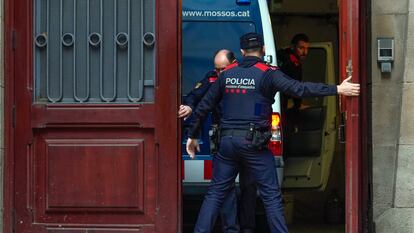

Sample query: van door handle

[264,55,273,64]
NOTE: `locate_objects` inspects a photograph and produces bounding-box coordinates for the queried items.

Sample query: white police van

[181,0,283,194]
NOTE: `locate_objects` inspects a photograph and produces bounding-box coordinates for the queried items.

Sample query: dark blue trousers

[219,185,239,233]
[219,161,257,233]
[194,136,288,233]
[238,165,257,233]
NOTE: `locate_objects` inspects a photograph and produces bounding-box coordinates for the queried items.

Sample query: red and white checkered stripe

[182,159,240,183]
[182,159,213,183]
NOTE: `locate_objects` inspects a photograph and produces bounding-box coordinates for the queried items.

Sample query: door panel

[46,229,153,233]
[10,0,180,232]
[47,228,147,233]
[31,130,155,225]
[339,0,362,232]
[31,104,155,127]
[45,139,144,209]
[33,0,155,104]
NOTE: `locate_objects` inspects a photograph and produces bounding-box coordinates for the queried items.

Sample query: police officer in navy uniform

[179,49,241,233]
[277,34,311,157]
[179,49,236,122]
[186,32,359,233]
[180,49,259,233]
[277,33,310,111]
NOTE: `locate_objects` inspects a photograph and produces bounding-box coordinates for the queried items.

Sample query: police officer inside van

[186,32,360,233]
[277,33,310,112]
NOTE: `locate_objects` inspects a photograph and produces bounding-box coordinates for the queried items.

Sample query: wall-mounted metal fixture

[143,32,155,48]
[62,33,75,47]
[116,32,129,49]
[88,32,102,48]
[377,38,394,73]
[35,33,48,48]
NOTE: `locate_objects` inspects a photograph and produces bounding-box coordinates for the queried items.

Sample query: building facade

[372,0,414,232]
[0,0,414,232]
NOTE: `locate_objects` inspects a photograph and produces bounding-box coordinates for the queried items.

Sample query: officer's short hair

[226,51,236,63]
[213,49,236,64]
[240,32,264,49]
[243,47,262,53]
[291,33,309,45]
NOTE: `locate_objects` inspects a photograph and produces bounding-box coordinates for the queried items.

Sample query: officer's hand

[178,105,193,119]
[337,76,360,96]
[186,138,200,159]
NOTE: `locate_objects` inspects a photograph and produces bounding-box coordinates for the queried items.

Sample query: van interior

[183,0,345,232]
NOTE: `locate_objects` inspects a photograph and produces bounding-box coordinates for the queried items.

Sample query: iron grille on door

[34,0,155,103]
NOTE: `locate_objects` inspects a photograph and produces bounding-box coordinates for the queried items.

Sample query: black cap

[240,32,264,49]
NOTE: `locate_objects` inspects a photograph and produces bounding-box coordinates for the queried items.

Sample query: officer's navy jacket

[184,70,218,110]
[183,70,221,124]
[278,47,304,109]
[277,48,302,82]
[187,56,337,139]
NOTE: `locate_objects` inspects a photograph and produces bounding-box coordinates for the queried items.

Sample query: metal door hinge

[12,208,16,233]
[346,59,353,77]
[338,112,346,144]
[12,105,16,128]
[338,124,346,144]
[12,29,16,51]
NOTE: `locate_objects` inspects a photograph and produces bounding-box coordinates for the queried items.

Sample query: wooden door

[339,0,367,232]
[5,0,180,232]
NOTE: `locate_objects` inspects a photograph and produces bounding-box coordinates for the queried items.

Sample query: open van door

[282,42,338,191]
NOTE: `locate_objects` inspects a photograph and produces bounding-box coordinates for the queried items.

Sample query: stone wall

[372,0,414,232]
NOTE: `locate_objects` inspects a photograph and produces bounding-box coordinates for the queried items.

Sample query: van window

[302,48,327,83]
[182,22,256,94]
[302,48,327,107]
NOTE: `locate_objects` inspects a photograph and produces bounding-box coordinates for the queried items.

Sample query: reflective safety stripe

[208,77,217,83]
[224,62,238,71]
[183,159,240,183]
[289,54,301,66]
[254,62,270,72]
[254,62,279,72]
[204,160,213,180]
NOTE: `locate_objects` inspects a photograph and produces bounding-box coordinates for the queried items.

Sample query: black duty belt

[220,129,249,137]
